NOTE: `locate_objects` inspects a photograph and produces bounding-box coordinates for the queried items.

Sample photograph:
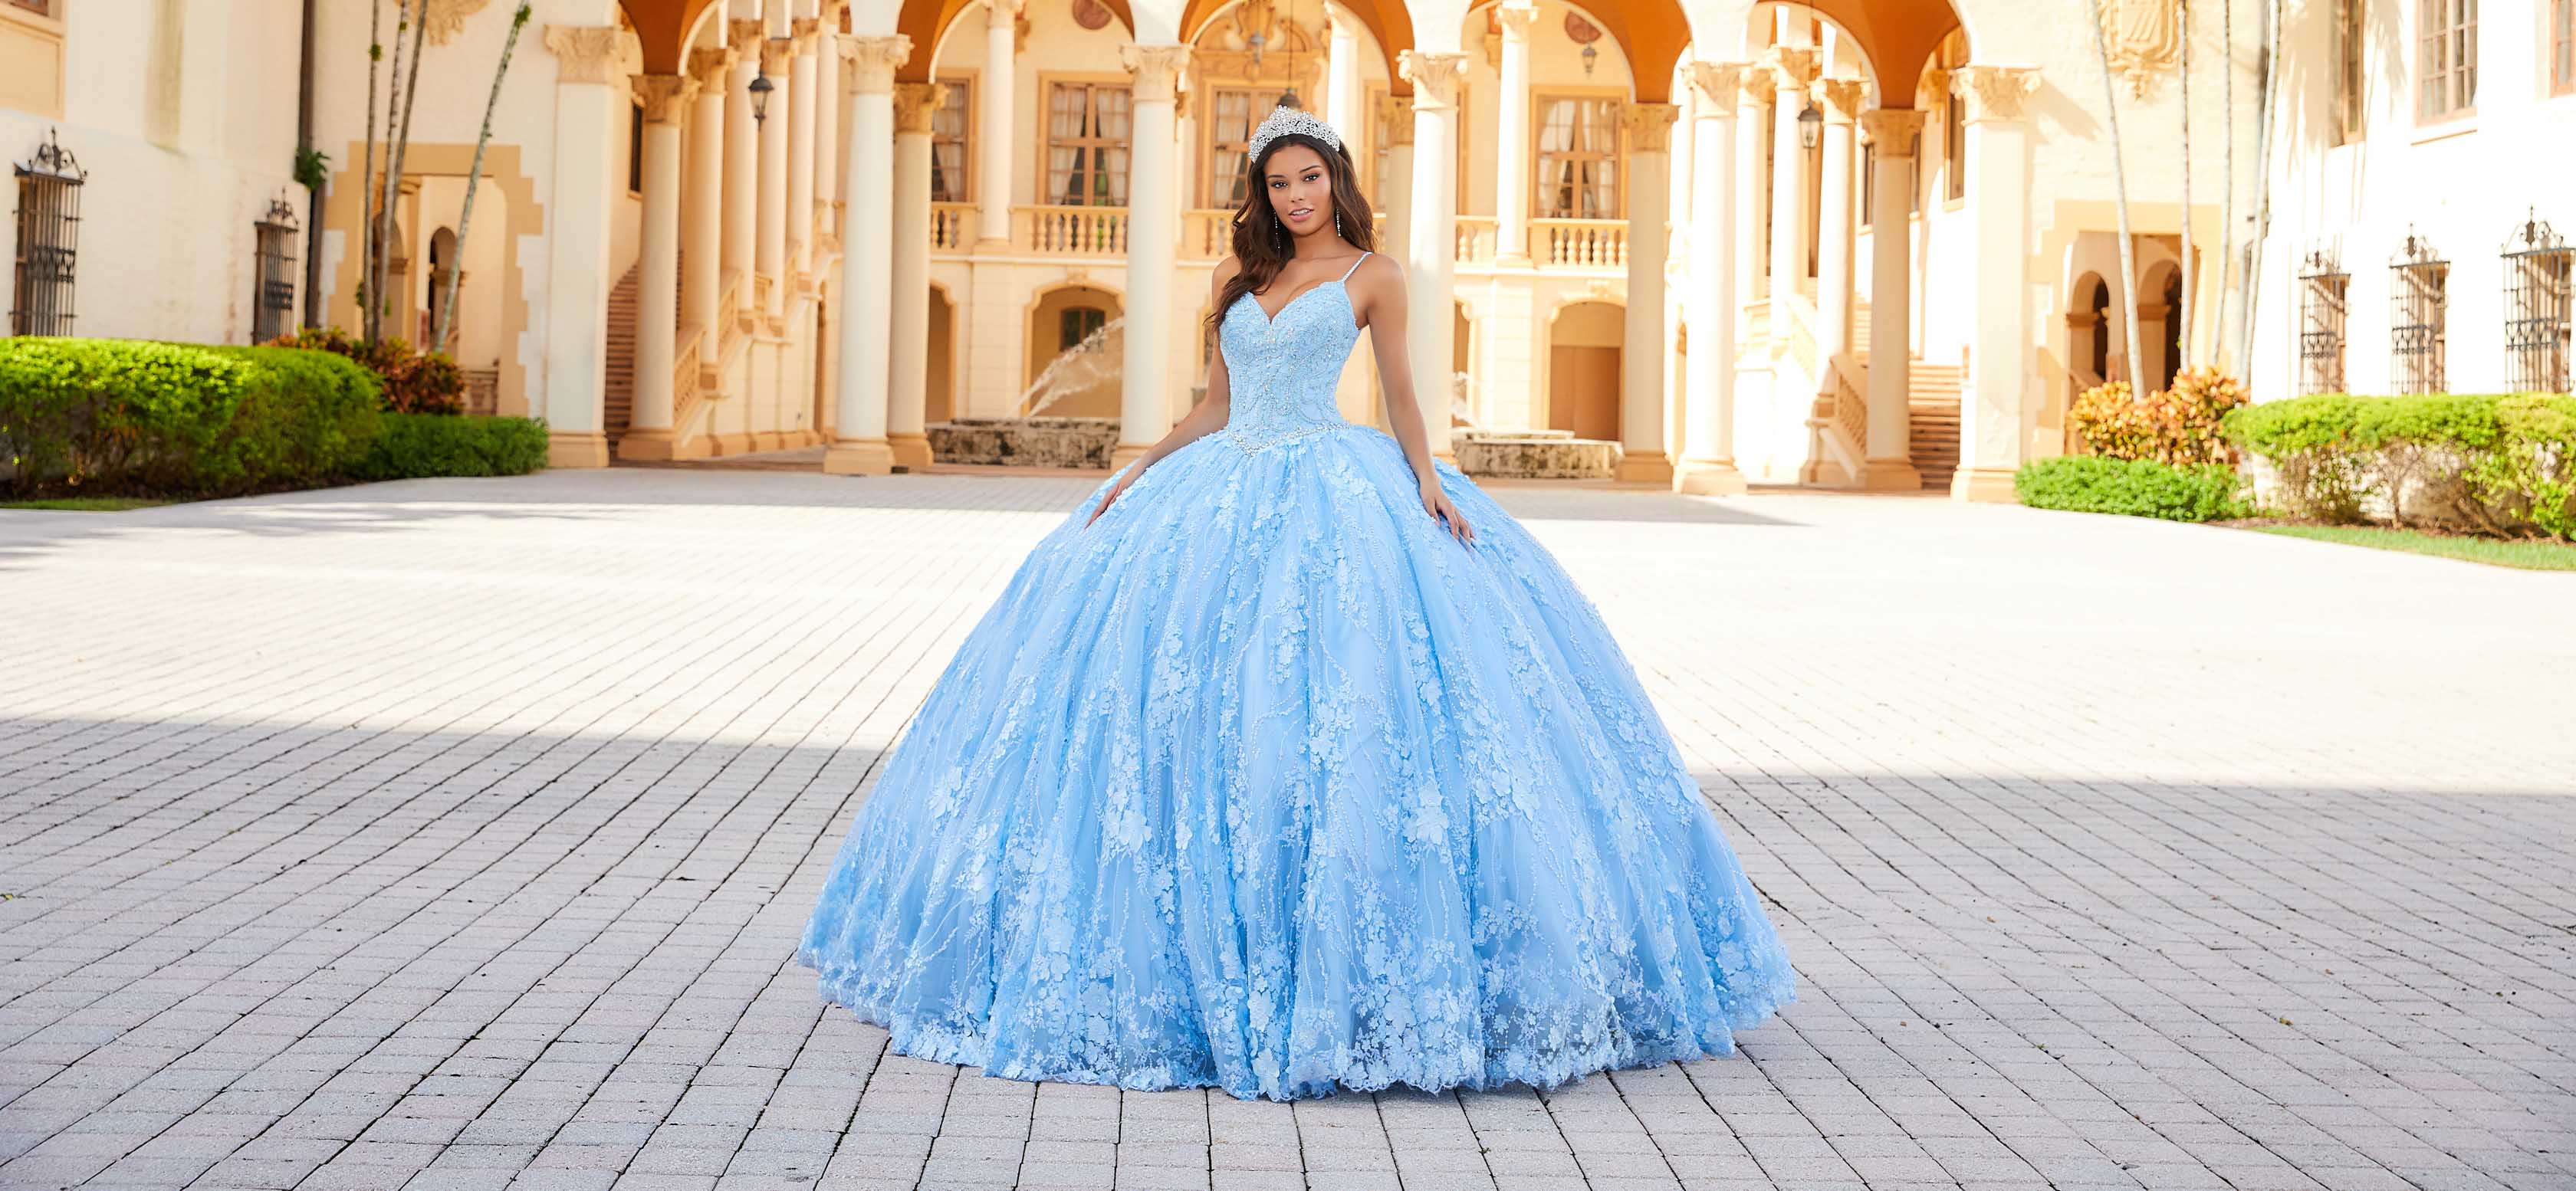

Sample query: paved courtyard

[2,468,2572,1191]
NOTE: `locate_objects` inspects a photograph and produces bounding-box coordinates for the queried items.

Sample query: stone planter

[928,416,1120,469]
[1454,428,1622,480]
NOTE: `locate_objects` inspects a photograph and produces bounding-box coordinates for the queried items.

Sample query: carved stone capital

[1765,44,1819,93]
[1377,94,1415,145]
[840,34,912,93]
[423,0,494,45]
[688,47,734,90]
[1813,77,1868,123]
[986,0,1025,29]
[1915,67,1953,109]
[728,18,762,48]
[761,37,794,74]
[1494,2,1541,39]
[1621,102,1677,153]
[632,74,697,123]
[1398,50,1469,110]
[791,17,820,41]
[894,82,949,133]
[1682,61,1747,110]
[1858,107,1926,156]
[544,25,624,85]
[1953,64,2042,123]
[1121,43,1191,105]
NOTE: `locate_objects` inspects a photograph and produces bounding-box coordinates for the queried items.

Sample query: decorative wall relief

[423,0,494,45]
[2097,0,2186,99]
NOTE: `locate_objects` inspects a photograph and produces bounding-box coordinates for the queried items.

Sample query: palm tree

[2088,0,2147,385]
[2177,0,2193,376]
[435,4,534,353]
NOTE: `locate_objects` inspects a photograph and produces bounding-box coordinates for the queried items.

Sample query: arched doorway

[1024,284,1124,416]
[927,285,958,425]
[2157,266,2183,392]
[1547,299,1623,441]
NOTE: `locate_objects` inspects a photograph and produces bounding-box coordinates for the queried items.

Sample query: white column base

[825,438,897,474]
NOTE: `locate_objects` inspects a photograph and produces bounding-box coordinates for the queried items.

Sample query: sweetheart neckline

[1238,277,1349,326]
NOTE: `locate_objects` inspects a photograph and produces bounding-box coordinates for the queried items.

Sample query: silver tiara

[1246,105,1342,161]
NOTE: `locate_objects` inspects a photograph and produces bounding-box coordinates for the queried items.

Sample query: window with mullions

[1059,304,1106,351]
[2553,0,2574,95]
[2418,0,2477,121]
[2502,215,2571,394]
[930,80,971,203]
[2297,250,2351,395]
[253,198,299,344]
[1533,95,1622,219]
[1207,88,1268,209]
[2390,233,2449,394]
[12,130,84,337]
[1045,82,1130,206]
[2339,0,2369,138]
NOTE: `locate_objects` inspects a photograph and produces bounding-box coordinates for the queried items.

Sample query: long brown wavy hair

[1205,130,1376,341]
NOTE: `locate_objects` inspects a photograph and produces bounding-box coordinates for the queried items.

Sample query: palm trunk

[2236,0,2282,370]
[2177,0,2194,377]
[2217,0,2235,372]
[381,0,432,346]
[2088,0,2147,385]
[369,0,409,343]
[435,5,532,355]
[360,0,382,337]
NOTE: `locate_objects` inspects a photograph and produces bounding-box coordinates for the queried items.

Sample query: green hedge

[351,412,548,481]
[2014,456,2244,522]
[0,338,382,496]
[2223,392,2576,539]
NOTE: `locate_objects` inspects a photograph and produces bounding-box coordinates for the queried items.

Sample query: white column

[787,22,820,280]
[1401,51,1467,458]
[1493,4,1538,264]
[684,49,728,346]
[977,0,1022,245]
[826,34,911,475]
[1950,66,2040,503]
[1112,44,1189,467]
[623,74,696,461]
[1615,102,1675,484]
[1677,61,1746,495]
[538,25,623,468]
[1326,6,1365,139]
[1376,94,1413,268]
[757,34,792,323]
[1733,67,1767,313]
[1859,107,1924,490]
[889,81,945,471]
[1814,77,1862,363]
[724,21,759,324]
[1766,45,1816,308]
[814,18,841,236]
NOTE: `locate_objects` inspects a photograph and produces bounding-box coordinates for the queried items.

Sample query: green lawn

[0,496,170,512]
[2249,524,2576,572]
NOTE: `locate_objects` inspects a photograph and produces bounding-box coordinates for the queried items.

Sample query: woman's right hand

[1085,468,1138,528]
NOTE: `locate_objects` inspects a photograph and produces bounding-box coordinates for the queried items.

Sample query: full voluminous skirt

[796,423,1795,1101]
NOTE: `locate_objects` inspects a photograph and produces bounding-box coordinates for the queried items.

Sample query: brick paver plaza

[3,469,2572,1191]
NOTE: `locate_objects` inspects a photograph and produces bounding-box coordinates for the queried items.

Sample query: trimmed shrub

[2224,392,2576,538]
[0,338,381,496]
[2070,367,2249,467]
[352,413,548,481]
[264,326,465,415]
[2014,456,2243,522]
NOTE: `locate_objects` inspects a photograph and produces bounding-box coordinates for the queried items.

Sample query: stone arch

[1544,296,1624,441]
[1701,0,1965,107]
[893,0,1142,80]
[927,281,961,423]
[1181,0,1412,93]
[1022,281,1126,415]
[1463,0,1687,103]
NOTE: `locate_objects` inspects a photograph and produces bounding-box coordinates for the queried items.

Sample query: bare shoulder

[1348,251,1405,298]
[1211,255,1244,292]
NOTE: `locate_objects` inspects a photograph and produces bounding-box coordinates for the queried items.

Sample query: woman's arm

[1086,260,1240,527]
[1352,257,1474,543]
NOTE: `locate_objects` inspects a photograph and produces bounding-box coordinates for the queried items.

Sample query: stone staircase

[603,254,685,456]
[1908,363,1963,493]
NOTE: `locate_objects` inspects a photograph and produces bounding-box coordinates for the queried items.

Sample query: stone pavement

[1,468,2571,1191]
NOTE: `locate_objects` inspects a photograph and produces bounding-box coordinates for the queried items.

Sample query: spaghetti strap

[1339,251,1372,283]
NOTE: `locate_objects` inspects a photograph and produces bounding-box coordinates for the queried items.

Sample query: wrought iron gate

[254,197,300,344]
[2298,247,2350,395]
[2502,212,2572,394]
[2389,231,2448,395]
[10,129,84,337]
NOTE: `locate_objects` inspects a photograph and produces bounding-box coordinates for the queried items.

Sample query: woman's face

[1263,143,1332,240]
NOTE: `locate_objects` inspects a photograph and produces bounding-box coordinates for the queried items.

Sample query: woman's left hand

[1420,476,1474,545]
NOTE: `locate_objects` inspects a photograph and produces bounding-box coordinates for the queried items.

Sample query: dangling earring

[1334,210,1343,237]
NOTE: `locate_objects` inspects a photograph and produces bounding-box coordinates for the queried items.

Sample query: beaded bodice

[1217,254,1369,454]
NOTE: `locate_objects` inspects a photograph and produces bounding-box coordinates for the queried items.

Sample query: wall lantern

[1797,101,1822,149]
[749,70,775,124]
[1580,41,1598,76]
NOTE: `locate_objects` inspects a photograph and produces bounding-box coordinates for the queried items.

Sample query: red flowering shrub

[263,326,464,415]
[2072,367,2248,468]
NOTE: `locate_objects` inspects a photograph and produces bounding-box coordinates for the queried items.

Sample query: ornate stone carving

[688,47,734,90]
[728,18,761,49]
[1120,44,1191,105]
[761,37,794,74]
[1070,0,1115,31]
[2097,0,2184,98]
[790,17,821,51]
[1765,44,1818,93]
[1813,77,1868,123]
[1952,65,2041,123]
[1398,51,1467,111]
[544,25,624,85]
[1915,67,1952,109]
[1377,94,1415,146]
[987,0,1026,29]
[840,34,912,93]
[1493,2,1541,38]
[1858,108,1926,156]
[1621,103,1677,153]
[1192,0,1320,95]
[423,0,492,45]
[632,74,697,123]
[1682,61,1746,111]
[894,82,949,134]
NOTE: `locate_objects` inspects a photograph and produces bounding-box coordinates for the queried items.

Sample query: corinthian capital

[1953,65,2042,123]
[1378,94,1415,145]
[1121,43,1191,105]
[544,25,624,85]
[632,74,697,123]
[894,82,949,134]
[1621,103,1677,153]
[1494,2,1541,38]
[1813,77,1868,123]
[840,34,913,93]
[1858,108,1926,155]
[1398,51,1468,110]
[1765,44,1818,92]
[1682,61,1746,110]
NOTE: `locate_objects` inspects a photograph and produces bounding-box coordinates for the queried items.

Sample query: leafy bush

[0,339,381,495]
[2225,392,2576,538]
[351,413,548,481]
[264,326,465,415]
[2014,455,2244,522]
[2070,367,2250,467]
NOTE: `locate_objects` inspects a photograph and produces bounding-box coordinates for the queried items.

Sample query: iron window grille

[254,196,301,344]
[2502,212,2571,393]
[12,128,84,337]
[2298,248,2351,395]
[2390,231,2449,394]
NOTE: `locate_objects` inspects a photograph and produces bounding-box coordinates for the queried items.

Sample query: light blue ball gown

[797,251,1795,1101]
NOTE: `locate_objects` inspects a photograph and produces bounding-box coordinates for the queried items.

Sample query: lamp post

[749,69,774,123]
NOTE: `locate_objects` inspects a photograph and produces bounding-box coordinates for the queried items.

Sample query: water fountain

[927,317,1125,468]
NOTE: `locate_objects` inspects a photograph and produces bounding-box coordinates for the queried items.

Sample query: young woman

[798,106,1793,1101]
